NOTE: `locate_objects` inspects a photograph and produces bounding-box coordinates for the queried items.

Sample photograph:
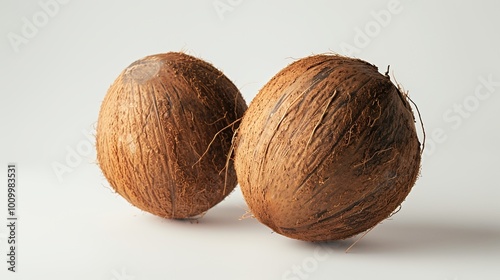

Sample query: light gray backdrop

[1,0,499,279]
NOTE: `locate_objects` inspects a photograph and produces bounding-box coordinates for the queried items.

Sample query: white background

[1,0,499,279]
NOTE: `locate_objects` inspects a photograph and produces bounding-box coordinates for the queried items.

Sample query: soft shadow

[197,201,256,228]
[275,219,500,256]
[345,220,500,255]
[284,235,358,253]
[145,200,258,229]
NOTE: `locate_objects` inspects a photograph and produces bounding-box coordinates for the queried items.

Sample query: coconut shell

[96,52,247,219]
[234,54,421,241]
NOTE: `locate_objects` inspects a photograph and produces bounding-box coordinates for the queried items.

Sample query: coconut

[96,52,247,219]
[234,54,421,241]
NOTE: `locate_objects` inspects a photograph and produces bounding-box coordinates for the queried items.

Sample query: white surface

[1,0,499,279]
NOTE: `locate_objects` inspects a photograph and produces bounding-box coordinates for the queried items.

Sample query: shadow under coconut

[287,236,356,254]
[342,219,500,255]
[145,200,257,230]
[197,202,256,228]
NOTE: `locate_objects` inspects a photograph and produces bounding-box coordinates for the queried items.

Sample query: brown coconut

[234,54,421,241]
[96,52,247,219]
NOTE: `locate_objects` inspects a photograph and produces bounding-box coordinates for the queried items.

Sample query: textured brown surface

[234,54,421,241]
[96,52,247,219]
